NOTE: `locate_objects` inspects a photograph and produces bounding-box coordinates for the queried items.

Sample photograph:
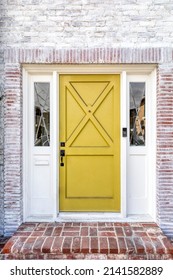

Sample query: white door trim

[52,71,58,219]
[23,64,156,222]
[121,71,127,218]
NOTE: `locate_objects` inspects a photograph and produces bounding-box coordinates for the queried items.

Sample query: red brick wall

[4,63,23,236]
[157,63,173,237]
[2,47,173,237]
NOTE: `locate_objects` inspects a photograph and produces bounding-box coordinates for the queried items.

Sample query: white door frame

[23,64,156,222]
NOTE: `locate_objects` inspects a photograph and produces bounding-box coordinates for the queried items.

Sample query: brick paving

[1,222,173,260]
[0,237,10,253]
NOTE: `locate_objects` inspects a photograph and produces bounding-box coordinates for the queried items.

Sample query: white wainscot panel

[127,154,148,215]
[31,155,53,216]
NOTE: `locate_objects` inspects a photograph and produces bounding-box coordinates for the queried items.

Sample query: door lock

[60,150,65,157]
[60,142,65,147]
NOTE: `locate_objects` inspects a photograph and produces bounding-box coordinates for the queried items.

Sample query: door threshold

[57,212,154,223]
[24,213,154,223]
[25,215,54,222]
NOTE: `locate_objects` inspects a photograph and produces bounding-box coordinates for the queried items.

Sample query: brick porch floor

[1,222,173,260]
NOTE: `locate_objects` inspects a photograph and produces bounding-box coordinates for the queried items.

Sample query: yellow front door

[59,74,120,211]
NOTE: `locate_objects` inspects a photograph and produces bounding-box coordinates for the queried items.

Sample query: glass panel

[34,82,50,146]
[130,82,145,146]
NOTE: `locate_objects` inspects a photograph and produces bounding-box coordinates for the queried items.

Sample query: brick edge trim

[3,47,173,64]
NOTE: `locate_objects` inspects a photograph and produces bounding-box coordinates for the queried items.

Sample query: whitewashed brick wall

[0,49,4,236]
[3,63,23,236]
[157,63,173,237]
[1,1,173,237]
[1,0,173,48]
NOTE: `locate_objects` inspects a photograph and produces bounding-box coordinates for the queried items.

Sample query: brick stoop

[1,222,173,260]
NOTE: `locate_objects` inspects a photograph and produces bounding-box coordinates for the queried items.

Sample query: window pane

[34,82,50,146]
[130,82,145,146]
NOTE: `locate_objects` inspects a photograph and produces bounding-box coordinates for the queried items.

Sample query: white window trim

[23,64,156,222]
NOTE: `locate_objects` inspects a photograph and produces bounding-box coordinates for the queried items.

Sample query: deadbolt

[60,142,65,147]
[60,150,65,157]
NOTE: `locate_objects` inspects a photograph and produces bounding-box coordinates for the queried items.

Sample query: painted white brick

[0,48,4,236]
[0,0,173,48]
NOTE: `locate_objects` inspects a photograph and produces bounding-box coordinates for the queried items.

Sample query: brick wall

[1,0,173,48]
[0,49,4,236]
[157,63,173,237]
[1,1,173,237]
[3,63,23,236]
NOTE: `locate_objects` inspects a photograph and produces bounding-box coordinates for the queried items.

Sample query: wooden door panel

[59,74,120,212]
[66,155,114,198]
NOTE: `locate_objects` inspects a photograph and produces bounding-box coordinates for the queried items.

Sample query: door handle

[60,156,64,167]
[60,150,65,166]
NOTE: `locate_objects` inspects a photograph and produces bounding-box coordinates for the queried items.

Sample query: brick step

[1,222,173,260]
[0,237,10,252]
[1,253,173,260]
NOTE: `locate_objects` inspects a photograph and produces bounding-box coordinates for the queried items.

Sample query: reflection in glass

[130,82,145,146]
[34,82,50,146]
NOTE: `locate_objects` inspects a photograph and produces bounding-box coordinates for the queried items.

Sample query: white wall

[1,0,173,48]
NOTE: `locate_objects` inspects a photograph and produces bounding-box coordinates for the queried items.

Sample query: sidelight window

[34,82,50,146]
[129,82,145,146]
